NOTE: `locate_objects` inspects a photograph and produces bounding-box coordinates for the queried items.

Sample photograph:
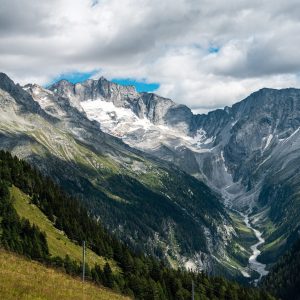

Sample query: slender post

[82,241,86,282]
[192,280,194,300]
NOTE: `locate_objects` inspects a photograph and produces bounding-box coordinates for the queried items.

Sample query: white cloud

[1,0,300,111]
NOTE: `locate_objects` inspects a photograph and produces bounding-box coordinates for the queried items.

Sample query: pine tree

[103,262,114,288]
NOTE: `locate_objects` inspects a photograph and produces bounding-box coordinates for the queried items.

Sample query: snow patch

[220,150,228,172]
[263,134,273,151]
[279,127,300,143]
[191,128,215,147]
[285,127,300,141]
[81,99,215,154]
[81,99,152,136]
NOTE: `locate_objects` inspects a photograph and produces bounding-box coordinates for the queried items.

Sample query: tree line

[0,150,276,299]
[261,236,300,299]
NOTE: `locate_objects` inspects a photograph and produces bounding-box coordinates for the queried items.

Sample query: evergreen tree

[103,262,114,288]
[0,150,277,300]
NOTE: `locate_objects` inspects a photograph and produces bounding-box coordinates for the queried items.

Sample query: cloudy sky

[1,0,300,113]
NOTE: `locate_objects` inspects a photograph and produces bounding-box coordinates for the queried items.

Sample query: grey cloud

[0,0,59,37]
[1,0,300,110]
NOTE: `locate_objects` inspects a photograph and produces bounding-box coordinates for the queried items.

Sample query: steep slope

[195,89,300,264]
[0,72,240,276]
[0,150,275,300]
[261,238,300,300]
[0,250,129,300]
[11,185,118,272]
[50,77,300,281]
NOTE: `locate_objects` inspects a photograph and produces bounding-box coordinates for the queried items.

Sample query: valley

[0,149,275,300]
[1,71,300,289]
[1,1,300,299]
[0,73,239,277]
[241,211,268,283]
[72,79,300,283]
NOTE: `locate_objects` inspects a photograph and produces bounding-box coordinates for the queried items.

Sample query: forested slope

[262,238,300,300]
[0,150,275,300]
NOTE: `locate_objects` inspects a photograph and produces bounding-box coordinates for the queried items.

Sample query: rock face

[49,77,194,133]
[0,72,244,279]
[0,73,43,114]
[3,72,299,278]
[50,77,300,267]
[196,88,300,188]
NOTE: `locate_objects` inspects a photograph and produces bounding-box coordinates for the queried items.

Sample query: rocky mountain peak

[0,72,17,94]
[3,71,300,280]
[49,76,139,104]
[48,76,193,132]
[50,79,74,96]
[56,79,72,85]
[0,72,43,114]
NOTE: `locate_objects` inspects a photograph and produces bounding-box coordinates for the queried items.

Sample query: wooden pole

[82,241,86,282]
[192,280,195,300]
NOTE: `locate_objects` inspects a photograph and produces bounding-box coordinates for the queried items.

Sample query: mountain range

[0,72,241,278]
[48,76,300,266]
[1,72,300,284]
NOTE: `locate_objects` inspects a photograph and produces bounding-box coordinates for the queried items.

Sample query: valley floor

[0,250,129,300]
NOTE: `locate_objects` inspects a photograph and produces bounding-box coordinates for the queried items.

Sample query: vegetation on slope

[256,172,300,264]
[0,73,245,275]
[0,178,49,261]
[0,150,276,299]
[220,212,257,280]
[261,238,300,300]
[0,250,129,300]
[11,185,118,272]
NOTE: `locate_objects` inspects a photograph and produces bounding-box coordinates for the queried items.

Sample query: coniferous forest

[0,150,276,299]
[261,237,300,300]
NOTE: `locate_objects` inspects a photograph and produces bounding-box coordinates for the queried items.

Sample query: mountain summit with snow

[0,72,244,279]
[49,77,194,133]
[1,72,300,283]
[49,76,300,273]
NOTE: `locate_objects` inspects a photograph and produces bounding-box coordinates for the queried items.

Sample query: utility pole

[82,240,86,282]
[192,280,195,300]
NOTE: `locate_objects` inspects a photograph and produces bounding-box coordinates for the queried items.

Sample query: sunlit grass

[0,250,129,300]
[11,186,119,273]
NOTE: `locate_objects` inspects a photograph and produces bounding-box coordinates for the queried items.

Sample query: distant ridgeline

[0,150,275,300]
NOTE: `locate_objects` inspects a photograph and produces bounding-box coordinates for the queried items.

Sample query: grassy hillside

[0,150,276,300]
[10,185,119,273]
[0,74,232,273]
[0,250,129,300]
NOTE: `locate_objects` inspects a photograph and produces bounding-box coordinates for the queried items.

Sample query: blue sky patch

[208,46,220,53]
[48,72,159,93]
[111,78,160,92]
[49,71,98,85]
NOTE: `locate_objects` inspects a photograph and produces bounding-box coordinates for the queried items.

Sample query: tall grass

[0,250,129,300]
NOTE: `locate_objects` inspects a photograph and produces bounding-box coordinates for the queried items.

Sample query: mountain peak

[0,72,44,115]
[58,78,71,84]
[98,75,107,81]
[49,79,75,97]
[0,72,12,81]
[0,72,17,93]
[52,79,73,88]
